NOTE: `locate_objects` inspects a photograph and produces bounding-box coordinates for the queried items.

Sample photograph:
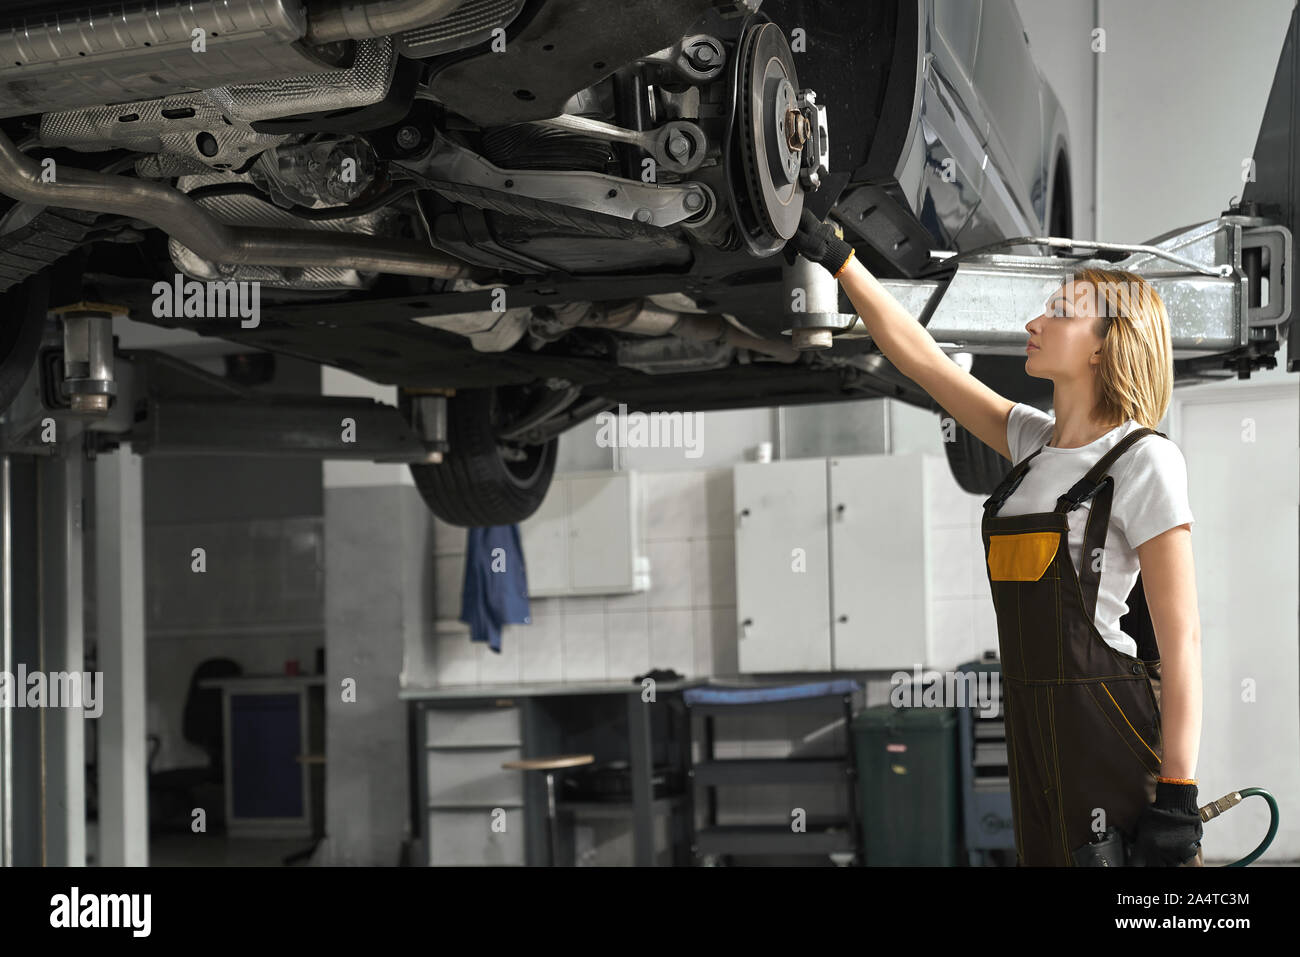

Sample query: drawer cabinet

[419,702,525,866]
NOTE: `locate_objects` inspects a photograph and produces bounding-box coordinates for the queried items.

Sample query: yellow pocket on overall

[987,531,1059,581]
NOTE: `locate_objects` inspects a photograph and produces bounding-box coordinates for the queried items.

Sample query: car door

[927,0,989,243]
[968,0,1044,235]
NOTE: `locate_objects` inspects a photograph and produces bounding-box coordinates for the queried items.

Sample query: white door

[830,454,930,670]
[1177,387,1299,861]
[734,459,831,671]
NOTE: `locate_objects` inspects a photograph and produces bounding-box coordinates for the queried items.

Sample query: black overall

[981,427,1202,866]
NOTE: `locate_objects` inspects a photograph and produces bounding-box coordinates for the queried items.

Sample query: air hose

[1202,787,1279,867]
[1074,786,1279,866]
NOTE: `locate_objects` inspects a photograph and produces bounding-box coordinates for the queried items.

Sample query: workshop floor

[149,834,321,866]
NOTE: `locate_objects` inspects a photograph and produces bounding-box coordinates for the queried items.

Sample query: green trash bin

[852,705,959,865]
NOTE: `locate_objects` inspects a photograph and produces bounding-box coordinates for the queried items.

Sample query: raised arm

[834,253,1017,461]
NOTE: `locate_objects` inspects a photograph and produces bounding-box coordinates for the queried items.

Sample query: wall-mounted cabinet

[520,470,649,597]
[735,453,955,673]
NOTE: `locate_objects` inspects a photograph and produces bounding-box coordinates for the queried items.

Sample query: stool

[501,754,595,866]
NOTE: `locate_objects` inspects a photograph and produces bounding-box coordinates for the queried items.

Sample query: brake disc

[733,21,806,250]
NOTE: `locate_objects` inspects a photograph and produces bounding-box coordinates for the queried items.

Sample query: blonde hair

[1065,267,1173,430]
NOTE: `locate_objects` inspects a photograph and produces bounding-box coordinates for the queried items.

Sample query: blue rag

[459,524,532,653]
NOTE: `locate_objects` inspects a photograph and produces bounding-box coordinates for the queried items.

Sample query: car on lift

[0,0,1077,524]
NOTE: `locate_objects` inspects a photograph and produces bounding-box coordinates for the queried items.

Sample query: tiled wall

[139,515,326,769]
[430,469,739,685]
[925,462,1002,670]
[425,459,999,686]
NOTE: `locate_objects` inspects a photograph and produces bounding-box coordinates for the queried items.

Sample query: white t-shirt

[999,402,1195,657]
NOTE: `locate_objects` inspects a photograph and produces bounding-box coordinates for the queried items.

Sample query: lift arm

[786,3,1298,382]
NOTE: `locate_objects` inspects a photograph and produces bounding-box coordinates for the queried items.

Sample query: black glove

[784,207,855,275]
[1128,780,1203,866]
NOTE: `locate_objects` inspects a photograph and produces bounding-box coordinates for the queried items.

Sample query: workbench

[401,677,708,866]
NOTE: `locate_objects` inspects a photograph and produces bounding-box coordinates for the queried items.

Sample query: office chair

[147,657,243,833]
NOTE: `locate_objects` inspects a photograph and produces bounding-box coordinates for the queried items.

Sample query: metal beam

[94,447,147,866]
[37,444,85,866]
[832,217,1288,366]
[130,397,432,460]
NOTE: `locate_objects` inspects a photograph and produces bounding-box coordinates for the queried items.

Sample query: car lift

[0,10,1295,866]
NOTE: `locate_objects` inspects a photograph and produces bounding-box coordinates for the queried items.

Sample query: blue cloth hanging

[459,524,531,653]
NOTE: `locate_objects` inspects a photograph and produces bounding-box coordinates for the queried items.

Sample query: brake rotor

[735,21,806,246]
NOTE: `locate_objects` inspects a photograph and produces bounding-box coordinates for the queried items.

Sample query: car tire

[942,416,1007,496]
[0,273,50,416]
[408,387,558,527]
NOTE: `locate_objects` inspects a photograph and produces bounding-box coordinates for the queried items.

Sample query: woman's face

[1023,280,1105,381]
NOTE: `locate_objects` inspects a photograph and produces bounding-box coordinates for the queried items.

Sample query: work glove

[1127,779,1203,866]
[783,207,855,276]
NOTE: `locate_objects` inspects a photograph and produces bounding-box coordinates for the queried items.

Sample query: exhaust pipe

[307,0,469,45]
[584,301,799,362]
[0,129,469,281]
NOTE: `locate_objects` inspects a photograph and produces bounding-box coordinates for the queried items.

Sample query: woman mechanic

[790,212,1204,866]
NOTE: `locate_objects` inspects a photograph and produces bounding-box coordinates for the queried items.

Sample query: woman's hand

[1128,780,1203,865]
[784,207,855,276]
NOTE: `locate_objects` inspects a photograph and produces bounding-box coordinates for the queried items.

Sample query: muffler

[0,1,330,119]
[582,300,799,362]
[307,0,469,45]
[0,0,470,119]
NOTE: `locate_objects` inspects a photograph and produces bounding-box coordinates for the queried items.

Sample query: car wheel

[0,273,50,416]
[408,387,558,527]
[942,417,1007,496]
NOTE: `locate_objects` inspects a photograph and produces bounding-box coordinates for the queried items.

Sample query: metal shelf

[695,823,857,856]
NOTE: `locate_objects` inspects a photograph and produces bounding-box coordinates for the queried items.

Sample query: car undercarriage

[0,0,1293,525]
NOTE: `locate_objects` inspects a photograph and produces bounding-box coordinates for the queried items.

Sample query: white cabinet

[735,453,964,673]
[733,458,832,672]
[521,477,569,594]
[829,454,932,670]
[519,470,649,596]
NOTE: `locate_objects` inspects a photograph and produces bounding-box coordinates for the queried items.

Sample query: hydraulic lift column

[0,442,86,866]
[0,301,147,866]
[93,443,147,866]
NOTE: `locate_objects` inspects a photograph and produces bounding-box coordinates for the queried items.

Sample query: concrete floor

[148,834,322,866]
[135,834,1299,866]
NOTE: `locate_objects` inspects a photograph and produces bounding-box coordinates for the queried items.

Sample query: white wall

[1169,372,1299,861]
[1095,0,1295,242]
[1020,0,1295,243]
[1019,0,1100,237]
